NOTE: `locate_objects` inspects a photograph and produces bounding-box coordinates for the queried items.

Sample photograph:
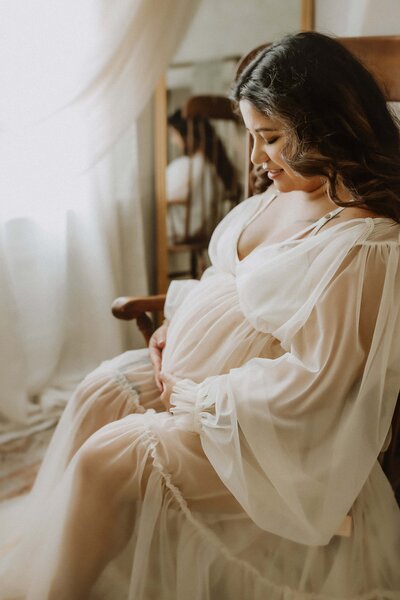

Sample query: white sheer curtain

[0,0,200,441]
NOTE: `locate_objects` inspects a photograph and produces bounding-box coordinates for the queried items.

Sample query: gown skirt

[1,191,400,599]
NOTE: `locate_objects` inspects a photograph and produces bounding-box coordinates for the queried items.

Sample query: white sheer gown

[1,188,400,599]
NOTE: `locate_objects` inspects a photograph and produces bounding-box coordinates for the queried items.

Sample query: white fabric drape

[0,192,399,599]
[0,0,200,441]
[167,193,400,546]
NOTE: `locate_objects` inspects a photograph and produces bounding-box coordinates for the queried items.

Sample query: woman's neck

[302,180,353,207]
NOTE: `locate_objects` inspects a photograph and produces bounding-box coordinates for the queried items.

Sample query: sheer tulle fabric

[0,0,202,442]
[1,191,400,598]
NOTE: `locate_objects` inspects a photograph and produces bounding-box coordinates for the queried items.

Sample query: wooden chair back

[183,95,241,239]
[167,95,242,278]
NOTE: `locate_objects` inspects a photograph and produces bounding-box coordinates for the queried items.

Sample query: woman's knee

[70,369,106,413]
[72,367,141,420]
[73,420,153,500]
[69,350,161,419]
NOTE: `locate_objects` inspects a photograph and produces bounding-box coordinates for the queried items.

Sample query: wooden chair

[112,294,165,344]
[112,35,400,505]
[167,94,242,279]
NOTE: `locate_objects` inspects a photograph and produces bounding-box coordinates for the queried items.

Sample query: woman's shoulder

[320,206,395,234]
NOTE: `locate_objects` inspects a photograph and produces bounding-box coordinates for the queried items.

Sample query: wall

[173,0,301,64]
[314,0,400,119]
[315,0,400,36]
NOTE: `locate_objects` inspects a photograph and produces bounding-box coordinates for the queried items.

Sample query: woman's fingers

[160,372,175,386]
[149,323,169,392]
[149,343,164,391]
[158,373,181,411]
[155,371,163,392]
[149,344,161,366]
[149,337,162,365]
[150,350,163,391]
[159,385,170,411]
[158,373,173,411]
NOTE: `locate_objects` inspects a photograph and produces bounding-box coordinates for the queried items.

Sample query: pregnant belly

[161,274,280,382]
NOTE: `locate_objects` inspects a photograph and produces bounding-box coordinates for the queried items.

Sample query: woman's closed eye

[262,135,280,145]
[248,130,281,146]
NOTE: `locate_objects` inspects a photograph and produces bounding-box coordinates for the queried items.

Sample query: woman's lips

[267,169,284,180]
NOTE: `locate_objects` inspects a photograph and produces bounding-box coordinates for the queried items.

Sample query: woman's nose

[250,140,269,166]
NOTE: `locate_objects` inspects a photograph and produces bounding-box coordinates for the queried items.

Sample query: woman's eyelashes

[261,135,280,145]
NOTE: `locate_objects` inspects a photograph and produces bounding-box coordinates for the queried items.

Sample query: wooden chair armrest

[111,295,167,345]
[111,295,166,320]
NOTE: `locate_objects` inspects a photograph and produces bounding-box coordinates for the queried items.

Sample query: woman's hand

[159,373,180,412]
[149,322,168,392]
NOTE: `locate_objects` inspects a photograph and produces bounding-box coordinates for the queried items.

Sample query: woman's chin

[271,178,293,193]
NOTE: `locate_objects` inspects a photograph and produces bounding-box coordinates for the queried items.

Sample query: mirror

[156,0,309,292]
[166,84,246,280]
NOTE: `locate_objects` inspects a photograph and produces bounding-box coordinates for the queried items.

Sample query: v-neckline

[236,194,345,264]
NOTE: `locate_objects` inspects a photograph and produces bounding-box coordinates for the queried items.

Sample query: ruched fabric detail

[1,191,400,599]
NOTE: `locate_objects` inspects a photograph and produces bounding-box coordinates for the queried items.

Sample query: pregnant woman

[1,32,400,600]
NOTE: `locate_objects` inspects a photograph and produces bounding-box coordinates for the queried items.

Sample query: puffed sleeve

[170,240,400,545]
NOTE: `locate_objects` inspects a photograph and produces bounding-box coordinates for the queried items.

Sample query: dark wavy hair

[231,32,400,221]
[168,109,240,201]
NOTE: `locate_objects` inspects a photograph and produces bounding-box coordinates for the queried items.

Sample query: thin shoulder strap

[311,207,346,235]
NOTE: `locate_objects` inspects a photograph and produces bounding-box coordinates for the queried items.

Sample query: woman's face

[239,99,322,194]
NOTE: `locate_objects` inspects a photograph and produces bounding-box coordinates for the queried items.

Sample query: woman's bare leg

[48,409,242,600]
[49,416,154,600]
[65,349,163,461]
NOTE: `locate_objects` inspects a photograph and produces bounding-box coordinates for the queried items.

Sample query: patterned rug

[0,426,55,501]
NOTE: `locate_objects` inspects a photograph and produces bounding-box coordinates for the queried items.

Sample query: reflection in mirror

[157,0,303,288]
[166,89,246,279]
